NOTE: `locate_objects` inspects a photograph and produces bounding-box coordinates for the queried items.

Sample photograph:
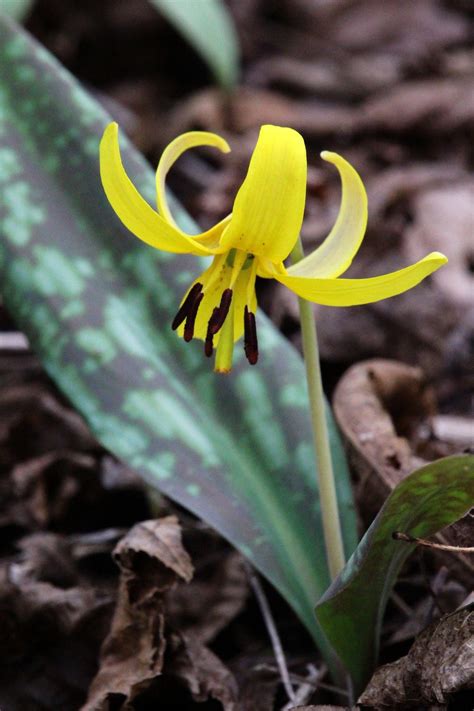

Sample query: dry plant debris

[360,605,474,708]
[0,0,472,707]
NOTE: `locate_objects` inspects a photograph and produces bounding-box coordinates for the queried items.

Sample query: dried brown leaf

[360,78,474,134]
[160,631,238,710]
[359,605,474,707]
[0,551,111,710]
[290,706,354,710]
[333,358,474,580]
[237,665,280,711]
[333,359,431,517]
[404,181,474,308]
[327,0,467,57]
[83,517,193,710]
[166,545,249,644]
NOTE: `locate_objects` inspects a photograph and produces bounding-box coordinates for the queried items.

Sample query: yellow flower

[100,123,447,372]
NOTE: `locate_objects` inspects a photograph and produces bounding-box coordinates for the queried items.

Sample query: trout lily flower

[100,123,447,372]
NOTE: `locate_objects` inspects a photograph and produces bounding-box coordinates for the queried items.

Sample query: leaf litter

[0,0,473,707]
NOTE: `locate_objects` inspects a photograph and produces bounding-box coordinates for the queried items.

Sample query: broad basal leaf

[0,17,357,661]
[1,0,34,22]
[315,454,474,695]
[147,0,239,89]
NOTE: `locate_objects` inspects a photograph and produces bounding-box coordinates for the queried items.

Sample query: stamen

[244,306,258,365]
[208,288,233,335]
[205,309,219,357]
[183,291,204,342]
[172,282,203,331]
[204,334,214,357]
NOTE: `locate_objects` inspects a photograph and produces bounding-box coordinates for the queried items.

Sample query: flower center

[171,249,259,370]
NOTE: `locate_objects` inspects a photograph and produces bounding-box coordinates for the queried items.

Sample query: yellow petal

[287,151,368,279]
[268,252,448,306]
[220,125,307,262]
[100,123,225,256]
[156,130,230,229]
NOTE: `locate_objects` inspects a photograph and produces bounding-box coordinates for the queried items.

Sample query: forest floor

[0,0,473,709]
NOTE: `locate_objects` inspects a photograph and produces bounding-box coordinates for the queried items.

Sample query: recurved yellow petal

[269,252,448,306]
[220,125,307,262]
[287,151,368,279]
[156,130,230,228]
[100,123,225,256]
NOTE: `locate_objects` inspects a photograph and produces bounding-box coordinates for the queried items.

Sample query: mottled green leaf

[1,1,34,22]
[147,0,239,89]
[0,17,357,662]
[315,454,474,695]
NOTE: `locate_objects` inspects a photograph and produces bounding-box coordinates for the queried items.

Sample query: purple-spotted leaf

[315,454,474,695]
[0,16,357,664]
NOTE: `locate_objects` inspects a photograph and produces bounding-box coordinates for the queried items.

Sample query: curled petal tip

[103,121,118,138]
[429,251,448,265]
[320,150,338,163]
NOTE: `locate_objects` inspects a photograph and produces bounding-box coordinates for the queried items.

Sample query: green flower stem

[290,237,346,580]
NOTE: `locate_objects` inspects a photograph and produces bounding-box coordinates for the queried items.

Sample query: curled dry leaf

[333,359,431,518]
[83,517,193,709]
[333,359,474,581]
[359,605,474,708]
[83,518,238,711]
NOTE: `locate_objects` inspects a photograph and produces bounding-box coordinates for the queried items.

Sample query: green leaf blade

[315,454,474,694]
[148,0,239,89]
[1,0,34,22]
[0,16,356,661]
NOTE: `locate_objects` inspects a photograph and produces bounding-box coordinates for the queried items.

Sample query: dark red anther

[172,282,203,331]
[183,291,204,342]
[204,312,218,357]
[244,306,258,365]
[204,334,214,357]
[208,288,233,335]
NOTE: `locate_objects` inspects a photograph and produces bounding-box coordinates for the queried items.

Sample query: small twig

[245,563,296,704]
[393,531,474,553]
[0,332,30,350]
[288,671,350,699]
[281,663,320,710]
